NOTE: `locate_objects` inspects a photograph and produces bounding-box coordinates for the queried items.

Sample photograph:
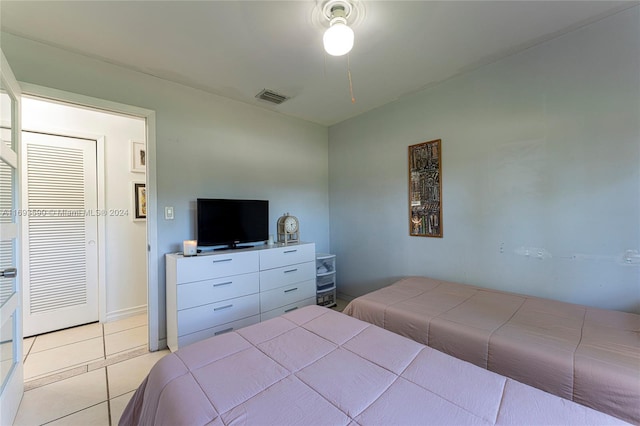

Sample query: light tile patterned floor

[14,314,169,426]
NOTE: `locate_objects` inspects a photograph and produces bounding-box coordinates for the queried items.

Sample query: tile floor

[15,314,168,426]
[14,301,350,425]
[333,297,349,312]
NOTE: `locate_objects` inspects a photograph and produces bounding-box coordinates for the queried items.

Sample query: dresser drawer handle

[212,259,233,263]
[213,281,233,287]
[284,269,298,274]
[214,327,233,335]
[283,250,297,254]
[214,304,233,311]
[284,287,298,293]
[284,307,298,313]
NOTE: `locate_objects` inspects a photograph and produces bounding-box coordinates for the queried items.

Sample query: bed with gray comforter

[120,305,627,425]
[343,276,640,424]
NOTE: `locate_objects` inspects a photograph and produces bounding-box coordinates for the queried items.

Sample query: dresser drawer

[178,293,259,336]
[260,279,315,313]
[175,251,259,283]
[260,297,316,322]
[260,261,315,292]
[178,314,260,348]
[177,272,259,310]
[259,243,315,270]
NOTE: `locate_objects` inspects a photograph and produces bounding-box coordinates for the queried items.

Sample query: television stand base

[214,244,254,251]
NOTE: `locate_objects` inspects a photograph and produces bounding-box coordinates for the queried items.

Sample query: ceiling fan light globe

[323,22,354,56]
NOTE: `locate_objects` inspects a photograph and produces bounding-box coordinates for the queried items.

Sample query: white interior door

[0,51,23,426]
[22,132,98,337]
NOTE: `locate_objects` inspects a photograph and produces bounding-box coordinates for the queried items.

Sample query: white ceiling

[1,1,636,126]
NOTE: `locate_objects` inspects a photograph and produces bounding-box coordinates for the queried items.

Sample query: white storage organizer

[315,253,336,308]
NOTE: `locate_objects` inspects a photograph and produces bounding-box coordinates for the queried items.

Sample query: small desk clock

[277,213,299,245]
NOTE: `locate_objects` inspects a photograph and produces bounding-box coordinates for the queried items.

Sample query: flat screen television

[196,198,269,249]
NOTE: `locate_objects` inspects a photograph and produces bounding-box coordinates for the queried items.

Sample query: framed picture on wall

[131,140,146,173]
[409,139,442,238]
[133,182,146,221]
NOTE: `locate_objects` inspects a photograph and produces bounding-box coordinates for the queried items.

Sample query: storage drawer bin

[317,287,336,307]
[316,272,335,291]
[316,253,336,274]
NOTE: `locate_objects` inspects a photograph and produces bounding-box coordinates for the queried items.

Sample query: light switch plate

[165,206,174,220]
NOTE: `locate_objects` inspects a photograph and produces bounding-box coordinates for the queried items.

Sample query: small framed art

[131,140,146,173]
[133,182,146,221]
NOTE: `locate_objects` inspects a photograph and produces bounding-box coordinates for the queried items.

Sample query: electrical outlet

[165,206,174,220]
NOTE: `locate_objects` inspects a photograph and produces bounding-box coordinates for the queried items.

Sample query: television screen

[196,199,269,248]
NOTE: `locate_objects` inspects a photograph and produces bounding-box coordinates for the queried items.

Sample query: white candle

[183,240,197,256]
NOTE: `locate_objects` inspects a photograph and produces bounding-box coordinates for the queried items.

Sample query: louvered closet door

[22,132,98,337]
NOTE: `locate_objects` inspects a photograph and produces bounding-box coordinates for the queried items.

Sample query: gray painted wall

[2,34,330,341]
[329,7,640,313]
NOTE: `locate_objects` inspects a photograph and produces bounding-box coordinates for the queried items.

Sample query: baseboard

[158,338,168,351]
[105,305,147,323]
[336,292,355,302]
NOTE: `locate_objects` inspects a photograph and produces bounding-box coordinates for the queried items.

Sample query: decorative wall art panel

[409,139,442,237]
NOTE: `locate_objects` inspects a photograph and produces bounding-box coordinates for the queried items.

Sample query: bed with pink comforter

[120,305,627,425]
[343,276,640,424]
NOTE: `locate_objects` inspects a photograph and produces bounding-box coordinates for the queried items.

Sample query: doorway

[18,83,159,353]
[21,97,148,337]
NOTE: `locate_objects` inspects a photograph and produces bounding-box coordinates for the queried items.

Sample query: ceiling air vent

[255,89,289,105]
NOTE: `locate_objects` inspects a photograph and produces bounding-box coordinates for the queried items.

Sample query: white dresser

[166,242,315,351]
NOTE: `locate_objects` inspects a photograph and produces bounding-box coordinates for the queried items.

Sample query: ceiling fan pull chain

[323,52,328,79]
[348,53,356,103]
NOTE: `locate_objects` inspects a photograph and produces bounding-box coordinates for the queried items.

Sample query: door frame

[0,50,23,426]
[20,128,106,331]
[19,83,160,351]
